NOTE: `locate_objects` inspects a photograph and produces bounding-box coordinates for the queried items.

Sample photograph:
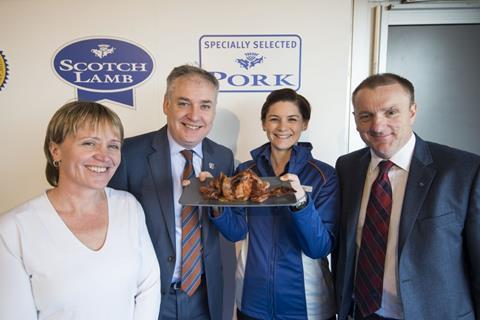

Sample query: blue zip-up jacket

[211,142,339,319]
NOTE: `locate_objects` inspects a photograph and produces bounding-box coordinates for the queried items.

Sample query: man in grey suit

[109,65,235,320]
[334,73,480,319]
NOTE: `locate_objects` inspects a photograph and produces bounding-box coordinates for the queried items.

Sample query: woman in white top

[0,101,160,320]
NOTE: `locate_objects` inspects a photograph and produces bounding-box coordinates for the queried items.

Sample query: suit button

[168,256,175,262]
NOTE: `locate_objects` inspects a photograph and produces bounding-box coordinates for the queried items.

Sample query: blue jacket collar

[250,142,314,175]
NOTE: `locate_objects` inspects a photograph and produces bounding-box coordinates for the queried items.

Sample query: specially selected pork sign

[199,34,302,92]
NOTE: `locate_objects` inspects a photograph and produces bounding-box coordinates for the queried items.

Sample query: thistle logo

[200,34,301,93]
[91,44,116,59]
[236,52,265,70]
[53,37,155,107]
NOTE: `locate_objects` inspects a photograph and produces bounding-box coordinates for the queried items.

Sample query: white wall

[0,0,354,213]
[349,0,376,151]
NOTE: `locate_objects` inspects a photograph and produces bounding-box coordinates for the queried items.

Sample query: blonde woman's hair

[44,101,124,186]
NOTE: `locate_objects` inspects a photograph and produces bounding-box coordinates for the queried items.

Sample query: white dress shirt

[167,131,203,283]
[356,134,416,319]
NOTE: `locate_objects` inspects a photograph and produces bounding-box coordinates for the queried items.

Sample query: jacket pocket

[458,310,474,320]
[417,211,457,228]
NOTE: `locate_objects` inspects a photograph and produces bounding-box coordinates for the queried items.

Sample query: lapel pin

[209,162,215,170]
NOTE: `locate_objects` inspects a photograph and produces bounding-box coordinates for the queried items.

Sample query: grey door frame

[377,2,480,72]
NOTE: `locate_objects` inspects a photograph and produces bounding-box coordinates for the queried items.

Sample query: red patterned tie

[355,160,394,317]
[180,149,203,296]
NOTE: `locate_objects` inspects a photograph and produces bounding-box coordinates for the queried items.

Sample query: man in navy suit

[109,65,235,320]
[334,73,480,319]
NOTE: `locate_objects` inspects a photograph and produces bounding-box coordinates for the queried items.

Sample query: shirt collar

[369,133,416,172]
[167,129,203,159]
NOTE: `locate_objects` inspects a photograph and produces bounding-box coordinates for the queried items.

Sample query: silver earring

[53,160,61,168]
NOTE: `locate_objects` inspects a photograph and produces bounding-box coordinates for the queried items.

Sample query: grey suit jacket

[334,135,480,320]
[109,125,235,320]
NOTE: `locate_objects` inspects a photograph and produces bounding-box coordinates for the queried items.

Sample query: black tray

[179,177,297,207]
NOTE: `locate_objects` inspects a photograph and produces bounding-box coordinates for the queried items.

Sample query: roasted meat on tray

[199,169,295,203]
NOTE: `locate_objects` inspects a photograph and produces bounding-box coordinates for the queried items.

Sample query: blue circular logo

[53,37,154,93]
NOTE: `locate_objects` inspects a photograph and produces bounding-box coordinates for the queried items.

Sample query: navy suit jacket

[109,125,235,320]
[334,135,480,320]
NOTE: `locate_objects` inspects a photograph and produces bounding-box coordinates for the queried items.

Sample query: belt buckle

[171,281,181,290]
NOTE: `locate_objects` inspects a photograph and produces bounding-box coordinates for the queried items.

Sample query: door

[379,2,480,155]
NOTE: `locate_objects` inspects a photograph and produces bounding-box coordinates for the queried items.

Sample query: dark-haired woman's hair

[261,88,311,123]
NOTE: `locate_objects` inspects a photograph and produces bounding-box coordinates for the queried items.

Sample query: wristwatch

[292,194,308,211]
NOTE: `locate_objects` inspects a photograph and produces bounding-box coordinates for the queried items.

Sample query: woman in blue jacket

[210,89,339,320]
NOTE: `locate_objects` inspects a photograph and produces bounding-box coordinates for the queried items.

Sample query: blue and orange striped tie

[355,160,394,317]
[180,149,203,296]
